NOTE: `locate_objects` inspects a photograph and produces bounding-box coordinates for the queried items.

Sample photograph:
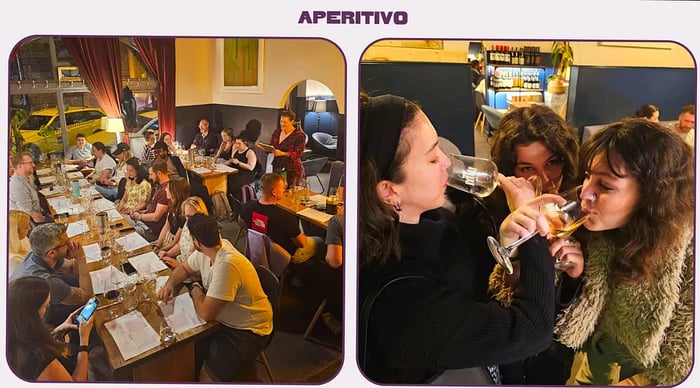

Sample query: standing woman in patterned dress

[259,110,306,187]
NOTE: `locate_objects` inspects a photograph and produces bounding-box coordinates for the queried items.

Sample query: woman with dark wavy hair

[555,118,694,385]
[358,91,566,384]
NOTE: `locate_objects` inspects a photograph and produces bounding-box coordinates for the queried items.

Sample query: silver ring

[565,238,576,247]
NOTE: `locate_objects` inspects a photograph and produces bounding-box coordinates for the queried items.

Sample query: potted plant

[547,41,574,94]
[10,107,29,154]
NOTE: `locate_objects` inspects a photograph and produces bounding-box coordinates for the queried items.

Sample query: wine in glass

[446,154,499,198]
[487,185,589,274]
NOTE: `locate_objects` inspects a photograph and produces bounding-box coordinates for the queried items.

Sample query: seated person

[153,140,187,181]
[87,142,117,188]
[152,179,190,258]
[126,159,170,242]
[157,214,273,382]
[9,223,93,327]
[239,173,324,263]
[116,157,151,214]
[141,130,157,164]
[7,276,96,381]
[94,142,131,201]
[10,151,51,224]
[64,133,94,172]
[9,209,32,277]
[156,196,209,268]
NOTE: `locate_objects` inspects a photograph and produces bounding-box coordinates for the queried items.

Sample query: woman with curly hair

[153,178,190,251]
[555,118,694,385]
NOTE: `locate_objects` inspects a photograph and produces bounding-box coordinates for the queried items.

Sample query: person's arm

[161,227,183,253]
[158,261,192,302]
[137,202,168,223]
[293,232,308,249]
[212,142,224,161]
[325,244,343,268]
[37,359,77,381]
[233,149,257,171]
[188,282,227,321]
[283,131,306,160]
[153,217,171,249]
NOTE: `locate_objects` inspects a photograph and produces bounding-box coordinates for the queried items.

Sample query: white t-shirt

[186,239,273,335]
[93,155,117,180]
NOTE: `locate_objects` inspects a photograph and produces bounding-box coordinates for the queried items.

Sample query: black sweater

[359,208,555,384]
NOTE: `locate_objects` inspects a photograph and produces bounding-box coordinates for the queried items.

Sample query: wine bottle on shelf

[504,45,510,64]
[535,47,541,66]
[519,48,525,65]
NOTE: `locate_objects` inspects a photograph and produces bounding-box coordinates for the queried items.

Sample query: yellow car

[19,106,116,154]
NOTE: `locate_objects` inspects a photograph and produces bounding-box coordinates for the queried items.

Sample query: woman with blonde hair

[9,209,32,276]
[156,196,209,268]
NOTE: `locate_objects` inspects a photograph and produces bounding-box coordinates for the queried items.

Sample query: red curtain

[134,38,176,139]
[62,37,123,118]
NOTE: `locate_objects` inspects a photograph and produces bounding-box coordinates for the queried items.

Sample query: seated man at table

[153,140,187,181]
[157,213,273,382]
[10,151,52,225]
[64,133,95,172]
[239,172,324,263]
[141,130,157,164]
[9,223,93,326]
[126,158,170,242]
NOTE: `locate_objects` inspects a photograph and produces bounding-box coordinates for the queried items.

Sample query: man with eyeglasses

[10,151,50,224]
[9,223,93,327]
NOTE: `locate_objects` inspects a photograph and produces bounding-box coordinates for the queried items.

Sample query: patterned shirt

[122,179,152,210]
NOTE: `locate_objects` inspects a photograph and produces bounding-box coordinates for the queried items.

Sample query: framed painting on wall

[221,38,264,93]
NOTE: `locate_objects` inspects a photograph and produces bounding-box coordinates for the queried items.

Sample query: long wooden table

[44,183,217,382]
[275,188,343,229]
[185,163,238,195]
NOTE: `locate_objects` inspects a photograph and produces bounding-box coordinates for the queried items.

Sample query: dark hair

[75,133,86,139]
[581,118,694,283]
[187,213,221,248]
[158,132,172,142]
[167,178,190,217]
[153,141,168,151]
[634,104,659,119]
[280,110,297,122]
[7,276,67,379]
[359,91,422,267]
[126,157,147,183]
[490,104,580,189]
[92,141,117,164]
[680,104,695,116]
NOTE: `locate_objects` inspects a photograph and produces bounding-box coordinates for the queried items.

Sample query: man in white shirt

[157,213,273,381]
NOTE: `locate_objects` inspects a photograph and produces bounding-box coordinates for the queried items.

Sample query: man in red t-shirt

[128,159,170,241]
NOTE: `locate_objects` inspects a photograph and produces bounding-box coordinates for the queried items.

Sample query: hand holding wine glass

[488,194,569,274]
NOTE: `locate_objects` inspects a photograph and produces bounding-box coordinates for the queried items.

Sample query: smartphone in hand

[75,297,99,324]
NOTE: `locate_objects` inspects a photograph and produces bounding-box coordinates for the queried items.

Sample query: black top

[16,349,73,381]
[240,201,302,255]
[358,207,555,384]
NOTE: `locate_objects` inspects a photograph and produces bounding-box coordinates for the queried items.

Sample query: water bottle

[71,180,81,199]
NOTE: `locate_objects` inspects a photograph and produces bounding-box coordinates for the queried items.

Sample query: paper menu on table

[158,293,207,334]
[83,243,102,263]
[66,171,84,179]
[39,175,56,185]
[309,194,327,207]
[104,310,161,361]
[213,164,237,173]
[63,164,79,172]
[92,198,116,212]
[106,209,123,222]
[190,167,211,174]
[128,251,168,274]
[36,167,53,176]
[116,233,150,252]
[296,207,333,224]
[66,220,89,237]
[89,265,128,295]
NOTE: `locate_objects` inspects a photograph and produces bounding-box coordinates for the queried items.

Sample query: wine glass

[446,154,499,198]
[486,185,589,274]
[122,274,139,312]
[100,246,112,263]
[159,320,176,346]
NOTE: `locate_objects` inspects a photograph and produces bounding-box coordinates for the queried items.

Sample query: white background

[2,0,699,387]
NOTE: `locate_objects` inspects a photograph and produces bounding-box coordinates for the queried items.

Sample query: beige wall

[175,38,346,113]
[362,40,695,68]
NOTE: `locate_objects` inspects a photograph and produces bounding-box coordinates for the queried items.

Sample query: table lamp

[104,117,125,145]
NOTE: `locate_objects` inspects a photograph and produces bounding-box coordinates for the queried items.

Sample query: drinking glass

[100,246,112,263]
[159,320,176,346]
[122,274,139,311]
[486,185,589,274]
[446,154,500,197]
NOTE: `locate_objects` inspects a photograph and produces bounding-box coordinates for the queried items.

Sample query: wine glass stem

[504,229,539,253]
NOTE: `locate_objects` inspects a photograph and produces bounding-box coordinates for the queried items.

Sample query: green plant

[550,41,574,80]
[9,107,29,153]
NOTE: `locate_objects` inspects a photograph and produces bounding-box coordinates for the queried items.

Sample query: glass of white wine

[446,154,499,198]
[487,185,589,274]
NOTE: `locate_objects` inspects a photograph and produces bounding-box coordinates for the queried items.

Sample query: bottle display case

[485,45,548,110]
